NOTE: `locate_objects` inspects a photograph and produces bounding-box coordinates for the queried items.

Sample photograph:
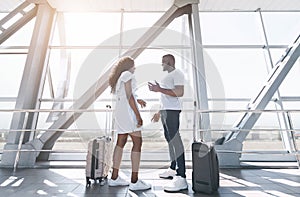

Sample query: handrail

[4,97,300,102]
[0,128,299,133]
[0,108,299,166]
[2,108,300,113]
[0,149,296,154]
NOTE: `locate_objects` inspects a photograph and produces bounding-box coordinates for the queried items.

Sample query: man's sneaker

[164,176,188,192]
[108,176,129,186]
[159,168,176,179]
[129,179,151,191]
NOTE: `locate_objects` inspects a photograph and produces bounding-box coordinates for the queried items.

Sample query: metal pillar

[1,2,55,168]
[188,2,210,141]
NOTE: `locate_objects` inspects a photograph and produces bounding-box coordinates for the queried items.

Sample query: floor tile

[0,167,299,197]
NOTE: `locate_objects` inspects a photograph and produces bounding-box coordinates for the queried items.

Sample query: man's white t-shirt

[160,69,185,110]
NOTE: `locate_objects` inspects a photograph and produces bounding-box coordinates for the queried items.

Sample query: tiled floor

[0,167,300,197]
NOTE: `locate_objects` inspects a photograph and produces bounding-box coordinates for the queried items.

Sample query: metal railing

[0,107,299,169]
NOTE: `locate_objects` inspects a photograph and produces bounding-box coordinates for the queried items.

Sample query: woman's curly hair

[109,56,134,93]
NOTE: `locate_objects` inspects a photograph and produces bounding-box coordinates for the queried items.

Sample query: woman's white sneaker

[108,176,129,186]
[159,168,176,179]
[129,179,151,191]
[164,176,188,192]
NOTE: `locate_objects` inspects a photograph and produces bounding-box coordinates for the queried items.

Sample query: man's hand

[149,81,184,97]
[148,81,161,92]
[151,112,160,122]
[137,99,146,108]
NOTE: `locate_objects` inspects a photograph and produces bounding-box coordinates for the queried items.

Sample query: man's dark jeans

[160,110,186,178]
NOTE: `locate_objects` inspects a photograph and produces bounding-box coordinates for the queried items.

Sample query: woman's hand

[136,115,143,128]
[137,99,146,108]
[151,112,160,122]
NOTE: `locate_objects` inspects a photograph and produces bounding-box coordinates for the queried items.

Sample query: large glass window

[1,8,299,162]
[0,11,35,151]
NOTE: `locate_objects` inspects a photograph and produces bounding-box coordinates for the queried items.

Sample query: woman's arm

[124,79,143,127]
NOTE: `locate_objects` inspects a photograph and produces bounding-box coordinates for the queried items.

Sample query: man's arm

[158,85,184,97]
[148,81,184,97]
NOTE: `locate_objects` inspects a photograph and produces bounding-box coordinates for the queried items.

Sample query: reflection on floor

[0,167,299,197]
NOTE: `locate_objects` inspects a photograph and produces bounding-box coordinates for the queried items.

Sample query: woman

[108,56,151,191]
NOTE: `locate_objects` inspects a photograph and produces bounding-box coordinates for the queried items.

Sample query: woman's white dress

[114,71,140,134]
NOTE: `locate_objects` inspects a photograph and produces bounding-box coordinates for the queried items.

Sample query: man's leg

[161,110,176,170]
[165,110,186,178]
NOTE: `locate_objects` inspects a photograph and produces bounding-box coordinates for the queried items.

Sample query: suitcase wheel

[86,177,91,187]
[100,176,108,186]
[100,179,105,186]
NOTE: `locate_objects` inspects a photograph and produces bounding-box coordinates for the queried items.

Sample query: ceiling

[1,0,300,12]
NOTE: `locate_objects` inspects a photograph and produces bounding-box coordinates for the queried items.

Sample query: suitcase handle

[105,105,112,137]
[193,101,197,142]
[193,101,204,143]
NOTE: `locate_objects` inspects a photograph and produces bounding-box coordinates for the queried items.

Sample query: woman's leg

[129,131,142,183]
[111,133,128,180]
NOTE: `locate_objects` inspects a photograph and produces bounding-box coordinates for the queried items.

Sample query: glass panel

[285,107,300,149]
[122,12,163,46]
[44,48,120,100]
[278,57,300,96]
[199,12,263,45]
[0,13,6,20]
[152,15,190,46]
[0,54,26,97]
[0,102,15,151]
[123,13,190,46]
[282,102,300,129]
[270,48,289,64]
[123,13,163,31]
[204,49,269,98]
[209,100,250,137]
[70,49,120,98]
[52,130,87,151]
[60,13,121,46]
[244,102,284,151]
[262,12,300,45]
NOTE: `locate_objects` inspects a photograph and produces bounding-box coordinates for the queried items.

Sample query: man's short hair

[163,54,175,67]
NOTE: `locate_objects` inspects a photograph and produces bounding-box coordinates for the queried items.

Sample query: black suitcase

[192,141,219,194]
[191,101,219,194]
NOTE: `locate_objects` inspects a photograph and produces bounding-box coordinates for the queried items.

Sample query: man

[148,54,188,192]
